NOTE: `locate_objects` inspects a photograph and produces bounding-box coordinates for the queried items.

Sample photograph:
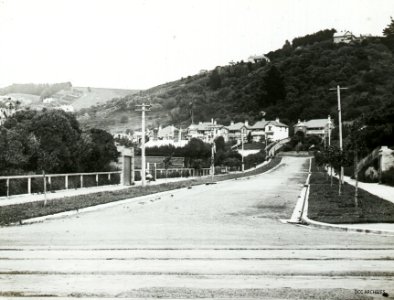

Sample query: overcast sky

[0,0,393,90]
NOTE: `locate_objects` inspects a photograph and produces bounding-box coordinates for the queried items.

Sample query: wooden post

[80,175,83,188]
[153,163,157,181]
[43,171,47,206]
[96,174,99,186]
[65,175,69,189]
[28,177,31,194]
[6,178,9,198]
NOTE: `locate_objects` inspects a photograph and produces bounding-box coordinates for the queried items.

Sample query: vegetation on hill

[0,82,72,100]
[78,20,394,133]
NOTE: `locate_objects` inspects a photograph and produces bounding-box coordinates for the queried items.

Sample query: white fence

[0,171,121,198]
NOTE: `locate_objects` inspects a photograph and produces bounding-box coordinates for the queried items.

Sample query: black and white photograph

[0,0,394,299]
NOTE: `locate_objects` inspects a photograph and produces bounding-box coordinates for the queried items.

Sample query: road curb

[295,160,394,236]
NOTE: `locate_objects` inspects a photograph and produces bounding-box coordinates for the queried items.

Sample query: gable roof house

[333,31,356,44]
[226,121,252,142]
[250,118,289,142]
[294,116,334,138]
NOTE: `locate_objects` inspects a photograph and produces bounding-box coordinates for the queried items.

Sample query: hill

[78,26,394,134]
[0,83,138,112]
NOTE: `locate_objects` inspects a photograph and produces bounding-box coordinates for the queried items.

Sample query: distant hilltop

[0,83,139,111]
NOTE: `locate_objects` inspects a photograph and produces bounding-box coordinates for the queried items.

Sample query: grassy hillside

[0,83,138,112]
[78,27,394,133]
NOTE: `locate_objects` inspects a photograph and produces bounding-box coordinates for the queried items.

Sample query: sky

[0,0,393,90]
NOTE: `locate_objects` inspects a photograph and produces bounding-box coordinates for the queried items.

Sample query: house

[248,54,270,63]
[226,121,251,142]
[56,105,75,112]
[294,116,334,138]
[147,125,188,148]
[0,99,17,126]
[249,118,289,142]
[333,31,356,44]
[187,119,228,143]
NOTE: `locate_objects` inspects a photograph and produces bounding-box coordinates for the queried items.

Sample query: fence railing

[134,168,211,181]
[0,171,121,198]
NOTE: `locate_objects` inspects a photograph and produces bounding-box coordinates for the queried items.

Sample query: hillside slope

[78,28,394,133]
[0,84,137,112]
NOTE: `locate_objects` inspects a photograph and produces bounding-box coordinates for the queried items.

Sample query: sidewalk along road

[0,157,393,299]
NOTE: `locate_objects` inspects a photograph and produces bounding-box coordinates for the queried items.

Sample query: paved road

[0,157,393,299]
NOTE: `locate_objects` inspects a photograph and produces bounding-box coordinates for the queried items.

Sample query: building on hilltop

[333,31,356,44]
[294,116,334,139]
[247,54,270,63]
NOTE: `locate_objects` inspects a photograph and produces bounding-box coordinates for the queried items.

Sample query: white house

[248,54,270,63]
[250,118,289,142]
[294,116,334,138]
[333,31,356,44]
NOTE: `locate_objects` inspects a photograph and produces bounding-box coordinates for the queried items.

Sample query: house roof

[189,122,223,131]
[158,125,179,136]
[334,31,354,38]
[296,119,333,128]
[226,122,246,131]
[250,120,270,130]
[268,120,288,127]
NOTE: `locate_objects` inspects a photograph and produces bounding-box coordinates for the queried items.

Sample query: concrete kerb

[11,158,283,227]
[291,159,394,236]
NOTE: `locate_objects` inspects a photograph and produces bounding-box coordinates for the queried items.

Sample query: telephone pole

[136,103,151,187]
[330,85,348,194]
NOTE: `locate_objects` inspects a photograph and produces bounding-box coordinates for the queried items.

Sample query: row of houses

[114,118,290,148]
[114,116,334,148]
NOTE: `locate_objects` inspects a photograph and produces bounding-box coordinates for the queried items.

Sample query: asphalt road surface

[0,157,393,299]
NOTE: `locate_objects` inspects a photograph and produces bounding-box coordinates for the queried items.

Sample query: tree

[81,129,119,172]
[262,66,286,106]
[208,69,222,90]
[383,17,394,51]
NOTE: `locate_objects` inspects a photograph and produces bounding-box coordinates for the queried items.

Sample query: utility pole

[136,103,151,187]
[330,85,348,195]
[241,128,245,172]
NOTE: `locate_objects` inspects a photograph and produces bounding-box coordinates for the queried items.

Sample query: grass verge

[0,158,281,226]
[308,161,394,224]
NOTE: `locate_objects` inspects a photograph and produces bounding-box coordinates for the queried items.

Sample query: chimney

[276,117,280,122]
[211,118,214,124]
[231,120,234,125]
[297,119,301,124]
[214,120,217,125]
[199,121,202,125]
[245,120,249,127]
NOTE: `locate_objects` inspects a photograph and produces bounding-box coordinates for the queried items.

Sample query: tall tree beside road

[81,129,119,172]
[0,109,118,175]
